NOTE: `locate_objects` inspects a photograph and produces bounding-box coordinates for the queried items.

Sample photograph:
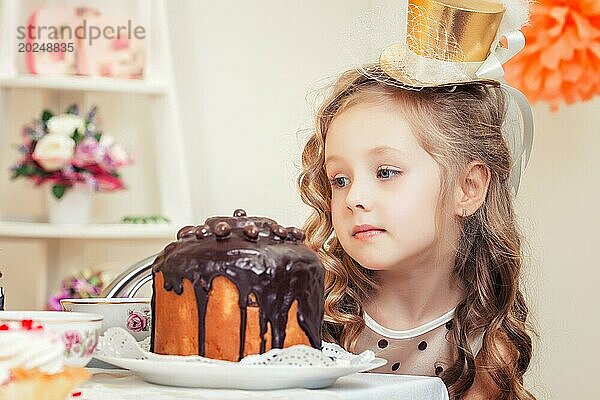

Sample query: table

[77,369,449,400]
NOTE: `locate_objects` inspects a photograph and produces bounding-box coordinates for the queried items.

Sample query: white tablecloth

[78,369,449,400]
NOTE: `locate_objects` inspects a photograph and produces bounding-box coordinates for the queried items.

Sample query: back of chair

[102,254,157,298]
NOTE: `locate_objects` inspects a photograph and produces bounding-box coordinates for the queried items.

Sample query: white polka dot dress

[355,308,484,377]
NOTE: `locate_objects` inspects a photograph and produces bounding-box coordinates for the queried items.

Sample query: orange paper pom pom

[504,0,600,110]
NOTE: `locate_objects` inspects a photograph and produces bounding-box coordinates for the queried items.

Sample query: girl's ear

[455,161,491,218]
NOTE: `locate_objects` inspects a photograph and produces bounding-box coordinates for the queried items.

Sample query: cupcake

[0,320,89,400]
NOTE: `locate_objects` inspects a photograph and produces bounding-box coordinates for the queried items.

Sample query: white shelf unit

[0,74,167,95]
[0,0,190,309]
[0,221,178,239]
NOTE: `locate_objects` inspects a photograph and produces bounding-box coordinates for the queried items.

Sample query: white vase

[46,184,94,224]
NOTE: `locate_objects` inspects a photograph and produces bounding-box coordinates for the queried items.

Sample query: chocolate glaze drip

[150,210,324,361]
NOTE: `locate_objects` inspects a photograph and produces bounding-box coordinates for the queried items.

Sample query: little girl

[298,66,535,399]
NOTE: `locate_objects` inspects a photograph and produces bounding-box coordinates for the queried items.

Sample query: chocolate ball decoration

[243,224,259,240]
[214,222,232,238]
[289,227,305,241]
[164,242,177,253]
[194,224,212,239]
[271,224,288,239]
[233,209,247,217]
[177,225,195,239]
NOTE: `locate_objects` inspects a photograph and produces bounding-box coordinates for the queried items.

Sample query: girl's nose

[345,181,372,212]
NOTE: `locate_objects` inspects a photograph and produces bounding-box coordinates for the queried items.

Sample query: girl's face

[325,100,448,271]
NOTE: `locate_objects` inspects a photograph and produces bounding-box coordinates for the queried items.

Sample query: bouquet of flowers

[48,269,107,311]
[10,104,131,199]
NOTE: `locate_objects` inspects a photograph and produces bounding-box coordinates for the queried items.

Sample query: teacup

[60,298,151,342]
[0,310,103,367]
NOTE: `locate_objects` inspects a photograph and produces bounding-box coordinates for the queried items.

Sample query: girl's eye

[376,167,402,180]
[330,176,349,188]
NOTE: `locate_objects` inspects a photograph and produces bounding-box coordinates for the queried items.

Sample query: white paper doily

[94,328,387,389]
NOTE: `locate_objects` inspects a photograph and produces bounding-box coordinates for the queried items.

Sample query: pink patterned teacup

[61,298,151,342]
[0,310,102,367]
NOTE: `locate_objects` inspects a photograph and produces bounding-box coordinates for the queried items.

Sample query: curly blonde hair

[298,66,535,400]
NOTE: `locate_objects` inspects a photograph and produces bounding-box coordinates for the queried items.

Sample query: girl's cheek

[330,200,342,223]
[330,197,348,227]
[330,191,345,210]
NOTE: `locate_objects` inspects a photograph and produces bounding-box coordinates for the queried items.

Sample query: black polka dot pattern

[435,366,444,376]
[391,362,400,371]
[377,339,388,349]
[445,320,454,330]
[418,341,427,351]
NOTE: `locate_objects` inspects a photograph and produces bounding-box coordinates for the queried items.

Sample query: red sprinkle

[0,324,9,331]
[21,319,34,330]
[71,391,82,397]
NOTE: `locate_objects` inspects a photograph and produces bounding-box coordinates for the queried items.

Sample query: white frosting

[0,331,65,384]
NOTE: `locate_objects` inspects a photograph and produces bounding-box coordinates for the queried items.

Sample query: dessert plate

[94,328,387,390]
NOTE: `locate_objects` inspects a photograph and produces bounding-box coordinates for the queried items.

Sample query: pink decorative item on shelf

[75,8,145,79]
[25,4,78,75]
[24,4,145,79]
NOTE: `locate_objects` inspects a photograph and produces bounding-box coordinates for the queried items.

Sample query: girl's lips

[353,229,385,240]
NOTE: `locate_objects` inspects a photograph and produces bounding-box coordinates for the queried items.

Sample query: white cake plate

[94,328,387,390]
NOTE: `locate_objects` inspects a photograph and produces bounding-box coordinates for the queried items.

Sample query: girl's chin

[358,263,394,271]
[348,253,396,271]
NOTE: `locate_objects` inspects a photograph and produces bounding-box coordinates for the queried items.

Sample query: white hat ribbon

[476,30,526,80]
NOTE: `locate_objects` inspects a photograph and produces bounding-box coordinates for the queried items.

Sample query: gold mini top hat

[378,0,526,87]
[408,0,505,62]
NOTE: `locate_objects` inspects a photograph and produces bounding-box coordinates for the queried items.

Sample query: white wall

[168,0,372,227]
[515,99,600,399]
[167,2,600,399]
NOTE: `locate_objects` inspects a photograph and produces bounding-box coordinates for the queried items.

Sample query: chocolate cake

[150,209,324,361]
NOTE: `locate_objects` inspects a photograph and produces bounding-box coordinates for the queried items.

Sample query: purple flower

[90,286,101,296]
[48,290,71,311]
[73,137,102,166]
[126,312,147,332]
[73,278,95,294]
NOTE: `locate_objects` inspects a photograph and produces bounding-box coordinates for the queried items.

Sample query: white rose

[98,134,115,148]
[32,133,75,171]
[100,135,129,166]
[46,114,86,137]
[109,143,129,165]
